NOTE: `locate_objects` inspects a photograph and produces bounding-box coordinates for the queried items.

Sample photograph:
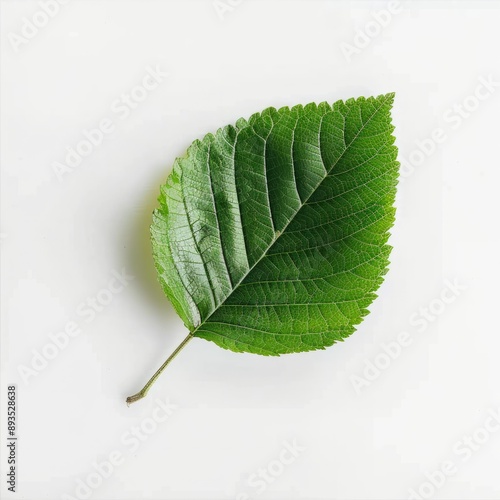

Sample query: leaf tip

[384,92,396,104]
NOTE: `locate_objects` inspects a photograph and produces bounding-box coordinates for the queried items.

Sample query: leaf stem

[126,333,193,405]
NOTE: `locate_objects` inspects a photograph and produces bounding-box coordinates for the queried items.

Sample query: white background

[1,1,500,499]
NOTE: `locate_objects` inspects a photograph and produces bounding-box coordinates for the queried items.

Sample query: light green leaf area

[152,94,399,356]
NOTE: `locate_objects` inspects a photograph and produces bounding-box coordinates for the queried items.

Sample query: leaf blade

[152,93,399,355]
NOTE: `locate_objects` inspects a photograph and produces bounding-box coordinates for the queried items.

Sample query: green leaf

[127,93,399,403]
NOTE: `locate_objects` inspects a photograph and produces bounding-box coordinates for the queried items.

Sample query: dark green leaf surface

[152,94,398,356]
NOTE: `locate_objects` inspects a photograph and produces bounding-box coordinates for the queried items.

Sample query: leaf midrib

[191,95,392,335]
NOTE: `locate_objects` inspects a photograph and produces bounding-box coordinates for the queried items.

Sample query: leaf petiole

[126,332,193,405]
